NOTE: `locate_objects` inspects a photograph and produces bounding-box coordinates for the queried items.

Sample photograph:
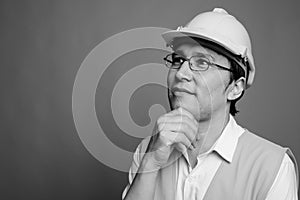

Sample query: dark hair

[227,59,245,116]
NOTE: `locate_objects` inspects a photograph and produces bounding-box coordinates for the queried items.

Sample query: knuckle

[157,116,163,124]
[159,130,168,138]
[157,123,164,131]
[182,115,189,122]
[181,116,191,126]
[180,122,189,131]
[159,131,174,145]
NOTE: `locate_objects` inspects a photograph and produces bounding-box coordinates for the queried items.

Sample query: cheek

[194,72,229,107]
[194,83,211,109]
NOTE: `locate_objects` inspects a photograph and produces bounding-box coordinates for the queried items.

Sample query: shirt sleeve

[265,153,298,200]
[121,136,151,199]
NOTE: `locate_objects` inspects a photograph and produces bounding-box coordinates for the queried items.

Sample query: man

[122,8,298,200]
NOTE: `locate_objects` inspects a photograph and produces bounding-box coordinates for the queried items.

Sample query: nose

[175,60,192,81]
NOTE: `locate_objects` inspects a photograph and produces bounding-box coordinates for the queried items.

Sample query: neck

[194,108,230,155]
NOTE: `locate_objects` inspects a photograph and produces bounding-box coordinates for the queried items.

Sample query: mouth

[171,87,193,95]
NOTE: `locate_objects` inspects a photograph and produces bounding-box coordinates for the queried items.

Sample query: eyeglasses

[163,53,233,72]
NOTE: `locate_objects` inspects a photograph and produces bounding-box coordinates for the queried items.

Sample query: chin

[169,97,198,114]
[169,95,183,110]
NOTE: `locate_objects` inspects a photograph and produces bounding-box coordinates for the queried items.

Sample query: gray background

[1,0,299,199]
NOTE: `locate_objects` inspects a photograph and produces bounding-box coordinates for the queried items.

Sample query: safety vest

[203,130,298,200]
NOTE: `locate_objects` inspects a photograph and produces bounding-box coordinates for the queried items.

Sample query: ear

[227,77,245,101]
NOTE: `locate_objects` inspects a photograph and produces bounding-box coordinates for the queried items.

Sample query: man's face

[167,39,232,122]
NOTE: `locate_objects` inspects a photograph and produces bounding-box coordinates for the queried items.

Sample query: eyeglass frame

[163,52,233,72]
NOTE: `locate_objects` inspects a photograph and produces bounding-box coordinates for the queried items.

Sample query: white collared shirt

[122,115,298,200]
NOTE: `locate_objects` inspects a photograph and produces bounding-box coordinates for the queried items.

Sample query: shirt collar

[181,115,245,165]
[212,115,245,163]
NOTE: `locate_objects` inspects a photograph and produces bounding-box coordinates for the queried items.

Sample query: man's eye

[195,58,209,66]
[173,57,183,64]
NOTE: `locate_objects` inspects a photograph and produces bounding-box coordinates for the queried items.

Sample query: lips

[172,86,193,94]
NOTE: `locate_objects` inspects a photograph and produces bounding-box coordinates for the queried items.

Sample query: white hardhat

[162,8,255,88]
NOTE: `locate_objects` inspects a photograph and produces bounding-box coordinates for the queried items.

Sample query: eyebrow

[173,50,184,56]
[173,51,215,61]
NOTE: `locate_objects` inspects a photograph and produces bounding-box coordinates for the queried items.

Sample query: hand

[144,107,199,169]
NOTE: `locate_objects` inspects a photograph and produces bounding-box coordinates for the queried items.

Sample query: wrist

[139,153,162,173]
